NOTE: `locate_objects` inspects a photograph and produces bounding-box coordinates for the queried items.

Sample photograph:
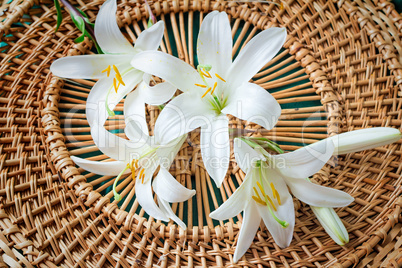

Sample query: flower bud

[330,127,401,155]
[311,206,349,245]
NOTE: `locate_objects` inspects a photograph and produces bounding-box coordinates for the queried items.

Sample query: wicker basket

[0,0,401,267]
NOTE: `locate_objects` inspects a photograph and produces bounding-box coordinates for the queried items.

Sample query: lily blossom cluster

[50,0,402,263]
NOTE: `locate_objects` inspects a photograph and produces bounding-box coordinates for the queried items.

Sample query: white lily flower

[210,138,354,263]
[71,90,195,229]
[130,11,286,187]
[50,0,176,127]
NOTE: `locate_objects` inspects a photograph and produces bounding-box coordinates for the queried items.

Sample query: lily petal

[134,21,165,52]
[271,139,334,179]
[50,55,130,79]
[87,69,143,128]
[233,138,266,173]
[222,82,281,131]
[330,127,401,155]
[124,86,149,141]
[258,168,295,248]
[135,170,169,221]
[209,172,253,220]
[130,51,203,93]
[285,177,354,207]
[91,122,149,161]
[142,74,177,106]
[197,11,232,76]
[153,167,195,203]
[156,135,187,170]
[154,92,215,144]
[200,115,230,187]
[94,0,135,54]
[233,201,261,263]
[86,76,114,127]
[157,197,187,230]
[70,156,128,176]
[227,27,286,87]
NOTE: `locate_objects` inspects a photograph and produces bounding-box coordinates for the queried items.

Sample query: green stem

[113,165,130,202]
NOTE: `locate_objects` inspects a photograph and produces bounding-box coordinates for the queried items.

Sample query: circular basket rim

[35,0,402,266]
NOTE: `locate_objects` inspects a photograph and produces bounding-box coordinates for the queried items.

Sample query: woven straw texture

[0,0,402,267]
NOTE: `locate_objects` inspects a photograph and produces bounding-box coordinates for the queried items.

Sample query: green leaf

[77,8,89,18]
[71,15,87,43]
[54,0,63,32]
[74,34,85,43]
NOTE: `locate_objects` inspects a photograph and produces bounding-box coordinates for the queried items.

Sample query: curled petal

[70,156,128,176]
[135,171,169,221]
[222,82,281,131]
[134,21,165,52]
[141,74,177,106]
[95,0,135,54]
[153,168,195,203]
[271,138,334,179]
[157,197,187,230]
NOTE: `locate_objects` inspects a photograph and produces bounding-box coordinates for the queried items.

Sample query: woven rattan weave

[0,0,401,267]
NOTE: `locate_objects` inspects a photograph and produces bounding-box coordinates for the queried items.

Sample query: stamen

[113,164,130,202]
[253,187,262,201]
[211,82,217,95]
[139,169,145,184]
[200,69,211,78]
[113,78,118,93]
[215,73,226,82]
[270,182,281,205]
[256,181,266,196]
[195,83,207,88]
[204,70,212,78]
[265,195,277,211]
[113,65,125,86]
[201,87,212,98]
[252,196,266,205]
[102,65,111,77]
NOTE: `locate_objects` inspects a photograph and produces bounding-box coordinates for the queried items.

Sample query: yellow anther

[139,169,145,183]
[113,65,125,86]
[252,196,266,206]
[253,187,262,200]
[266,195,277,211]
[102,65,111,77]
[211,82,217,95]
[270,182,281,205]
[256,181,266,196]
[201,87,212,98]
[113,78,119,93]
[276,190,281,205]
[215,73,226,82]
[200,69,211,78]
[280,2,284,10]
[195,83,207,88]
